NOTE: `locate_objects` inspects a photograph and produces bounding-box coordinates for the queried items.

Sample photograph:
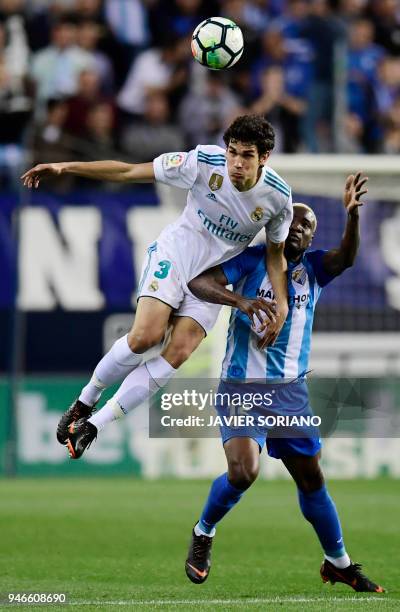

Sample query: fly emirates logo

[197,209,253,243]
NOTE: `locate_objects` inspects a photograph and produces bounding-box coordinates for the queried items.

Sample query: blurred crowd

[1,0,400,189]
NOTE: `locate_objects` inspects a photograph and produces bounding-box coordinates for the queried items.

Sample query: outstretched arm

[188,266,276,327]
[21,160,155,188]
[322,172,368,276]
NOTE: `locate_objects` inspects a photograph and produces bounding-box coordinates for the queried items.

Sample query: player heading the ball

[21,114,292,460]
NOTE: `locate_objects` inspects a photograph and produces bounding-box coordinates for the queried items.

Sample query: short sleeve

[265,193,293,244]
[153,148,198,189]
[306,250,336,287]
[222,245,265,285]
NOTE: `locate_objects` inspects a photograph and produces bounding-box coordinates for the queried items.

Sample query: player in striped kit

[184,172,385,593]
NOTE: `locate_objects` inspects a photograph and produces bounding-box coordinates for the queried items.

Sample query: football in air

[191,17,244,70]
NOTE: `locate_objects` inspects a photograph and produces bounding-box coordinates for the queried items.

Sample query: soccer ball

[191,17,244,70]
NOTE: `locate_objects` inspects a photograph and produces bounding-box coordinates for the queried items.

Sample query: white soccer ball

[191,17,244,70]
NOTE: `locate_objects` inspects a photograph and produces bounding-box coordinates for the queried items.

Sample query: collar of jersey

[287,253,306,270]
[227,165,266,196]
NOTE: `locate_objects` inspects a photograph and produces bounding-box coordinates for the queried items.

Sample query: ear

[259,151,270,167]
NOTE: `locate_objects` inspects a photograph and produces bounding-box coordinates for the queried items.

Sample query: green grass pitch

[0,478,397,611]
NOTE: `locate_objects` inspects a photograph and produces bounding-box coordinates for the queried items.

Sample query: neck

[284,245,305,264]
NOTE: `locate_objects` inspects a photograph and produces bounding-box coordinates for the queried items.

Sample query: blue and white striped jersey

[221,245,336,380]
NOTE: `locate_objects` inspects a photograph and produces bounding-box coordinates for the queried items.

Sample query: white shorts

[137,241,221,334]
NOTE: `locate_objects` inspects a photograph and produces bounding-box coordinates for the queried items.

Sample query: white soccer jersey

[153,145,293,283]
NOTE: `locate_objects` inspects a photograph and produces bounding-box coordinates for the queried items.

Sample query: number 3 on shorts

[154,260,172,279]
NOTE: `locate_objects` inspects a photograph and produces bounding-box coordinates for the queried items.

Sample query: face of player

[226,140,269,191]
[285,205,317,260]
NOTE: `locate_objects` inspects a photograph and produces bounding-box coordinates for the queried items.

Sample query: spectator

[150,0,206,42]
[121,91,185,162]
[368,0,400,57]
[251,65,306,152]
[83,101,116,155]
[272,0,311,40]
[76,19,115,94]
[0,21,32,145]
[117,35,189,117]
[0,0,29,84]
[104,0,150,87]
[338,0,367,22]
[242,0,273,33]
[74,100,126,189]
[373,57,400,149]
[179,72,240,148]
[29,97,76,191]
[251,27,312,149]
[31,16,95,112]
[75,0,103,20]
[219,0,260,64]
[347,18,386,151]
[64,68,114,136]
[383,94,400,153]
[302,0,345,151]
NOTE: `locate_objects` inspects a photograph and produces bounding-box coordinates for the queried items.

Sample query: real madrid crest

[250,207,264,222]
[148,279,159,292]
[209,173,223,191]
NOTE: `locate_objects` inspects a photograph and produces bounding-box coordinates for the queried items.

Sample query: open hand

[21,163,65,189]
[344,171,368,215]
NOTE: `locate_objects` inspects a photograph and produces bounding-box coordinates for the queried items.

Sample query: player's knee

[297,469,325,494]
[163,335,201,368]
[228,457,259,490]
[127,327,164,353]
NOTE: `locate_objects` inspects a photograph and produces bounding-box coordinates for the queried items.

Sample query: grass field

[0,478,397,611]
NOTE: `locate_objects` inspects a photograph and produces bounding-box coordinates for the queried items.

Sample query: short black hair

[223,114,275,156]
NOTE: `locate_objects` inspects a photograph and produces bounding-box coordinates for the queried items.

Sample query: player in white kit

[21,115,293,458]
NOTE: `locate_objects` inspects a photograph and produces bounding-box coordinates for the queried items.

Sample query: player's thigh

[281,451,324,493]
[176,289,222,336]
[128,297,173,352]
[224,437,260,488]
[161,315,206,368]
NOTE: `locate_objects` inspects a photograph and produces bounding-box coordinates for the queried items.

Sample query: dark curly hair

[223,114,275,156]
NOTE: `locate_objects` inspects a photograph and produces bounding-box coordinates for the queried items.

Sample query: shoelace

[351,563,374,586]
[193,535,212,563]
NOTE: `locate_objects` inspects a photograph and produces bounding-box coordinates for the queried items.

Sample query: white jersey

[153,145,293,283]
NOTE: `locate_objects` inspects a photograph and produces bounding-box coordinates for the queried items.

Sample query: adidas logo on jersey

[206,192,217,201]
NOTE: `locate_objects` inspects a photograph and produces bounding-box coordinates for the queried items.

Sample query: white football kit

[137,145,293,333]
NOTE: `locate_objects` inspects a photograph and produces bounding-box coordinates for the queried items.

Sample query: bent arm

[189,266,276,326]
[322,212,360,276]
[188,266,239,308]
[322,172,367,276]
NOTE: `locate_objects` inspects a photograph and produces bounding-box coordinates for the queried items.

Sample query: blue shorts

[215,379,321,459]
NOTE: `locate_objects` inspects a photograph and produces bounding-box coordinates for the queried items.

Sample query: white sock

[194,522,216,538]
[88,356,176,431]
[325,553,351,569]
[79,334,142,406]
